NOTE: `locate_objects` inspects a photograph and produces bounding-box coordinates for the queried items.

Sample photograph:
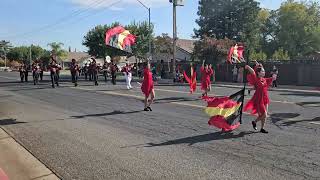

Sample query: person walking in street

[19,62,26,82]
[141,62,155,111]
[90,58,99,86]
[102,61,109,82]
[39,61,44,81]
[232,65,238,83]
[200,61,214,97]
[49,57,61,88]
[271,65,279,88]
[110,60,118,85]
[244,63,275,134]
[70,59,80,87]
[122,62,133,89]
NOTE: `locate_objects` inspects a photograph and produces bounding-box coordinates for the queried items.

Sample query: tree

[277,1,320,57]
[272,48,290,60]
[47,42,67,61]
[83,21,154,58]
[6,46,29,62]
[126,21,154,57]
[83,23,120,58]
[249,50,267,61]
[194,0,260,51]
[193,36,235,65]
[153,33,173,61]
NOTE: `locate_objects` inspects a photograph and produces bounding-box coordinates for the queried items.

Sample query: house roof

[65,52,90,62]
[176,39,196,54]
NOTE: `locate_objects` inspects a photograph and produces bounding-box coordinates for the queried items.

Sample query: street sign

[169,0,185,6]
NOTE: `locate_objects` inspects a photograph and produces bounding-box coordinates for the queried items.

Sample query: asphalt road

[0,72,319,180]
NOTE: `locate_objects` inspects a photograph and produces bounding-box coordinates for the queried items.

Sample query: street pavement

[0,72,319,180]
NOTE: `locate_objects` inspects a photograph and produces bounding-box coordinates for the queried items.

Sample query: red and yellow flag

[105,26,136,51]
[203,89,244,131]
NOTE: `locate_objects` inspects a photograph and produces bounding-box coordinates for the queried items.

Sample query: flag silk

[203,89,244,131]
[105,26,136,52]
[227,44,245,64]
[183,66,197,93]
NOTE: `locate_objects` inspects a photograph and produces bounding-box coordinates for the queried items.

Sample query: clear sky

[0,0,286,52]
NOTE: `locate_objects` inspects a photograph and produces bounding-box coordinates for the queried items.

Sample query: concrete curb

[0,127,60,180]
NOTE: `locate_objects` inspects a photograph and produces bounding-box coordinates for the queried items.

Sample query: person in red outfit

[244,62,275,134]
[200,61,214,97]
[141,62,155,111]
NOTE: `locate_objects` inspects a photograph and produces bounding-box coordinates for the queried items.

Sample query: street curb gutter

[0,127,60,180]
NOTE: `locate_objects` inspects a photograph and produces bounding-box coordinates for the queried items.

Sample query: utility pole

[172,1,177,75]
[136,0,152,62]
[29,44,32,68]
[170,0,184,76]
[148,7,151,62]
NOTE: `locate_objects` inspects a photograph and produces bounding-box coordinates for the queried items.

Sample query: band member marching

[49,57,61,88]
[141,62,155,111]
[32,60,41,85]
[200,61,214,97]
[19,62,27,83]
[70,58,80,87]
[90,58,99,86]
[121,62,133,89]
[102,61,109,82]
[244,62,275,134]
[110,60,119,85]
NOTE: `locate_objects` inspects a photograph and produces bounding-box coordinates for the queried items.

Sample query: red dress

[201,67,214,90]
[244,73,273,116]
[141,68,154,97]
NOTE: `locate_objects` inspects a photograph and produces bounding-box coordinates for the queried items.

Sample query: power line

[1,0,111,39]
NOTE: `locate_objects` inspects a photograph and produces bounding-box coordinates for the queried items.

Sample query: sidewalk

[0,127,60,180]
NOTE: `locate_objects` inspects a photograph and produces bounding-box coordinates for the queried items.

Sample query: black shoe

[144,108,149,111]
[147,106,152,111]
[252,121,257,130]
[260,129,268,134]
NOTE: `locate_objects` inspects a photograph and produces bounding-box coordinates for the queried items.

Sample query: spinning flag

[203,89,245,131]
[227,44,245,64]
[183,65,197,93]
[105,26,136,52]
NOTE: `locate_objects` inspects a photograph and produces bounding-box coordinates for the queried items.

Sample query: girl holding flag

[200,61,214,97]
[244,62,275,134]
[141,62,155,111]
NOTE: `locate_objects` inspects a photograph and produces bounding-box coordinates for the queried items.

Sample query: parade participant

[84,63,89,80]
[244,63,275,134]
[32,60,41,85]
[19,62,26,82]
[141,62,155,111]
[49,57,61,88]
[70,59,80,87]
[39,61,44,81]
[271,65,279,88]
[102,61,109,82]
[200,61,214,97]
[23,63,29,82]
[90,58,99,86]
[183,63,197,93]
[110,60,118,85]
[121,62,133,89]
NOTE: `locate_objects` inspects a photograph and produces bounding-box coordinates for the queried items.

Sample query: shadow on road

[0,119,26,126]
[280,92,320,97]
[270,113,300,127]
[281,117,320,126]
[71,110,143,119]
[144,131,257,147]
[270,113,320,126]
[154,97,200,104]
[296,101,320,108]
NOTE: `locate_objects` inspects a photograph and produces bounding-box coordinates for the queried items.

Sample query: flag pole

[239,47,249,124]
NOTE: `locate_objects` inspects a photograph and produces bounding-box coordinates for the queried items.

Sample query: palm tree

[0,40,13,67]
[47,42,67,61]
